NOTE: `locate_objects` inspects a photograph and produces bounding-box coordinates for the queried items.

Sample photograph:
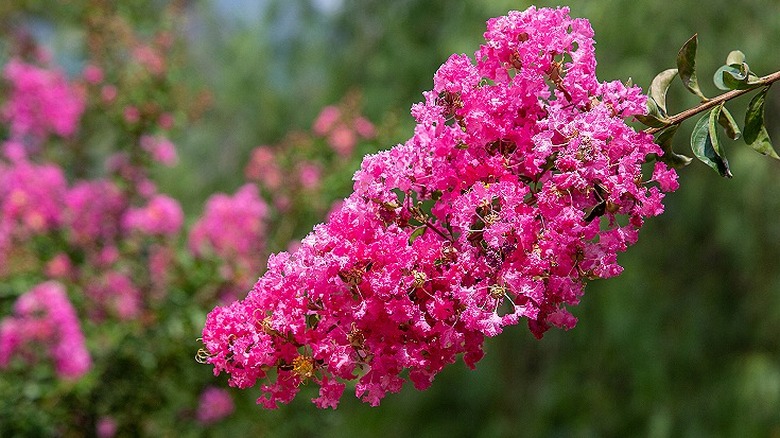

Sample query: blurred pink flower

[83,64,104,85]
[327,124,357,157]
[140,135,178,166]
[190,184,268,281]
[101,85,118,103]
[45,253,73,280]
[297,162,322,190]
[65,179,126,246]
[157,112,174,130]
[196,387,234,424]
[0,282,91,379]
[123,194,183,236]
[132,45,166,76]
[354,116,376,139]
[123,106,140,124]
[96,416,118,438]
[313,105,340,136]
[0,159,67,235]
[1,59,85,140]
[245,146,283,190]
[87,272,142,321]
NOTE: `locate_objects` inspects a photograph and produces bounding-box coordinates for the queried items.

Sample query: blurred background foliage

[1,0,780,436]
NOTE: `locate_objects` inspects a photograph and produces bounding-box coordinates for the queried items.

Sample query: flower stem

[644,69,780,135]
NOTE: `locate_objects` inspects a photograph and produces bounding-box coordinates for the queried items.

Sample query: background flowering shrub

[0,1,779,437]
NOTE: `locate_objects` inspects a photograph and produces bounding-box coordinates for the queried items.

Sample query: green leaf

[655,124,693,168]
[713,65,748,91]
[708,105,730,161]
[724,64,752,90]
[690,111,732,177]
[408,226,426,244]
[746,126,780,159]
[743,87,780,159]
[744,87,769,144]
[635,97,670,128]
[676,34,708,101]
[717,106,741,140]
[648,68,678,115]
[725,50,745,66]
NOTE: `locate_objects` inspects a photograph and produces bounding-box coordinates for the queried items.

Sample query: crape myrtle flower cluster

[200,6,679,409]
[0,282,91,379]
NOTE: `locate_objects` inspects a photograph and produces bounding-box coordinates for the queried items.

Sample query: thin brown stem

[424,219,454,242]
[644,70,780,135]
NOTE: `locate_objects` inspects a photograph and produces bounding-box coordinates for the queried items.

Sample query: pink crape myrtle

[200,6,679,409]
[0,282,91,379]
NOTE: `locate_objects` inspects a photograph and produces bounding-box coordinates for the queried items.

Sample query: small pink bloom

[123,106,140,124]
[83,64,104,84]
[327,124,357,157]
[123,194,183,236]
[101,85,118,103]
[196,387,234,424]
[354,116,376,139]
[313,105,340,136]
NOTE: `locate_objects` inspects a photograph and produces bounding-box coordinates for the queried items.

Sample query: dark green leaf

[717,106,741,140]
[744,87,769,144]
[708,105,729,160]
[649,68,678,115]
[676,34,707,100]
[725,50,745,66]
[636,97,670,128]
[655,124,693,168]
[690,111,732,177]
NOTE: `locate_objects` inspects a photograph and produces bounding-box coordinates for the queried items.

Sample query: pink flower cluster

[190,184,268,295]
[0,159,67,237]
[201,6,679,408]
[0,282,91,379]
[123,194,184,237]
[1,59,85,141]
[313,105,376,157]
[196,387,235,424]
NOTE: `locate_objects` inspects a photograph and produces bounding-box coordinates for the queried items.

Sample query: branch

[644,70,780,135]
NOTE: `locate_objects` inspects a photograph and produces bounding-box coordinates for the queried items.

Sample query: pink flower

[45,253,73,279]
[201,6,679,409]
[101,85,118,103]
[196,387,234,424]
[0,282,91,379]
[123,106,140,124]
[245,146,283,190]
[96,416,118,438]
[297,162,322,189]
[86,271,142,321]
[1,59,85,140]
[313,105,341,136]
[190,184,268,286]
[65,179,126,246]
[0,159,67,235]
[327,125,357,157]
[83,64,104,84]
[132,44,166,76]
[140,135,178,166]
[158,112,174,130]
[123,194,183,236]
[354,116,376,139]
